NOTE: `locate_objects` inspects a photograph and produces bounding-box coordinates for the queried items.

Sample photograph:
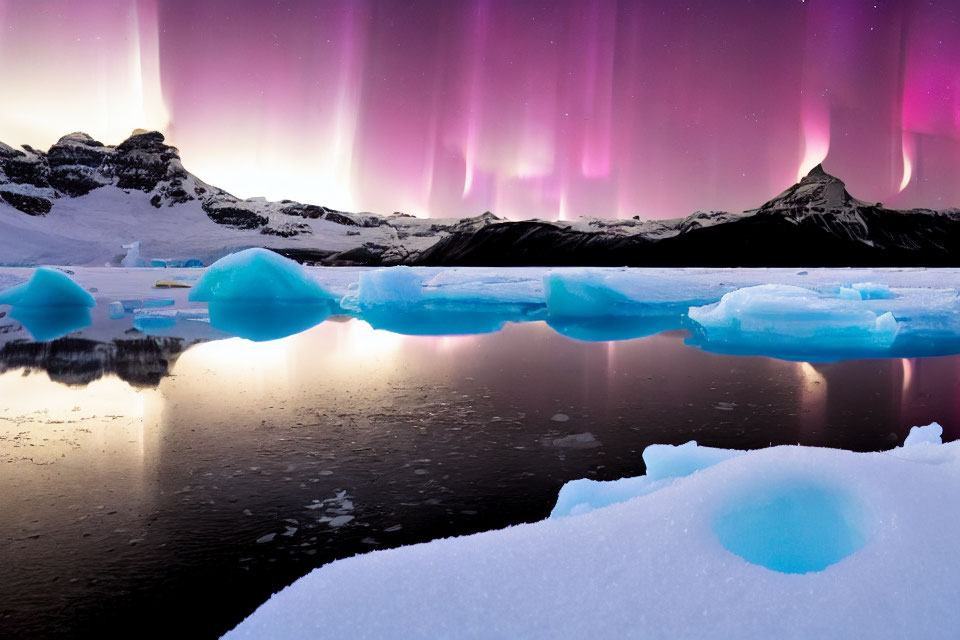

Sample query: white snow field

[222,424,960,639]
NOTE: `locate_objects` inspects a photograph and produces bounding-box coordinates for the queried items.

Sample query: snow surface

[223,424,960,639]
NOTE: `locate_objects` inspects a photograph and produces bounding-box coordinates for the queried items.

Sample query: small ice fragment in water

[109,301,125,319]
[548,433,601,449]
[327,515,354,528]
[256,533,276,544]
[551,413,570,422]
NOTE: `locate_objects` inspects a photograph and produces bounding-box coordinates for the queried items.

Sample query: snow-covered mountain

[1,130,958,266]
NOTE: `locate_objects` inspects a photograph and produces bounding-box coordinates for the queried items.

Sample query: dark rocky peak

[755,163,871,214]
[0,141,24,158]
[115,129,172,154]
[52,132,105,148]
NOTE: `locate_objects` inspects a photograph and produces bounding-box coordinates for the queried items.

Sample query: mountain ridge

[1,130,958,267]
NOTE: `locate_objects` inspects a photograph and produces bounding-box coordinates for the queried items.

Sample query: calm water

[1,319,957,638]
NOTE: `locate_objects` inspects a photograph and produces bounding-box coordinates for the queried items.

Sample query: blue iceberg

[347,266,540,336]
[190,248,331,303]
[0,267,96,307]
[189,248,335,341]
[543,271,711,341]
[686,284,900,361]
[0,268,95,340]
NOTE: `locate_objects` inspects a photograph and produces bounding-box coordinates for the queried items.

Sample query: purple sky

[1,0,959,219]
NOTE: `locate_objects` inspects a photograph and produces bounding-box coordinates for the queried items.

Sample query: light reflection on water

[1,319,958,639]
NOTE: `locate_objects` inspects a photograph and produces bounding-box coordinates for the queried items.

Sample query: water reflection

[9,305,92,341]
[3,320,960,638]
[207,300,335,342]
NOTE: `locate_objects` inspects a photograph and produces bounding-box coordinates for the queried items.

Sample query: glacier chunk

[551,441,743,517]
[687,284,900,360]
[0,268,94,340]
[189,248,332,303]
[345,266,537,336]
[189,249,335,341]
[543,270,715,341]
[903,422,943,446]
[0,268,95,307]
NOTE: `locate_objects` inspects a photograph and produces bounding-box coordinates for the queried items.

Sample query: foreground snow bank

[224,424,960,639]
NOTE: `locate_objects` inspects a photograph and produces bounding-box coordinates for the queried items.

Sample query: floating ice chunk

[851,282,895,300]
[543,270,710,341]
[355,266,426,307]
[189,248,331,303]
[837,287,862,300]
[109,301,125,319]
[120,241,147,268]
[687,284,900,360]
[189,249,334,341]
[643,440,745,480]
[903,422,943,446]
[120,298,175,312]
[546,433,600,449]
[544,271,640,318]
[150,258,204,268]
[346,267,532,336]
[551,441,743,518]
[0,268,95,307]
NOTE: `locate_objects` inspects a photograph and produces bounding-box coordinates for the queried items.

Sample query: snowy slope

[222,429,960,640]
[3,131,960,267]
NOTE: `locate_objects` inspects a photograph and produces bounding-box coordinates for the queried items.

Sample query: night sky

[1,0,959,219]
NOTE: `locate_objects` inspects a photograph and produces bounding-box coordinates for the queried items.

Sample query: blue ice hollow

[712,480,874,574]
[189,248,332,303]
[686,284,900,360]
[0,268,95,307]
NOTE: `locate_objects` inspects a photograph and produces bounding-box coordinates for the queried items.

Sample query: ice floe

[224,423,960,639]
[188,248,336,341]
[686,284,901,360]
[0,268,95,340]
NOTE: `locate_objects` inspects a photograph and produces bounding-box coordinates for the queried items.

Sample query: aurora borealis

[1,0,959,219]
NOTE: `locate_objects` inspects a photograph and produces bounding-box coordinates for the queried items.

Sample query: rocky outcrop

[4,130,960,267]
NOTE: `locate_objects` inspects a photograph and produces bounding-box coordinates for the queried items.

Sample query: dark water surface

[1,320,957,638]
